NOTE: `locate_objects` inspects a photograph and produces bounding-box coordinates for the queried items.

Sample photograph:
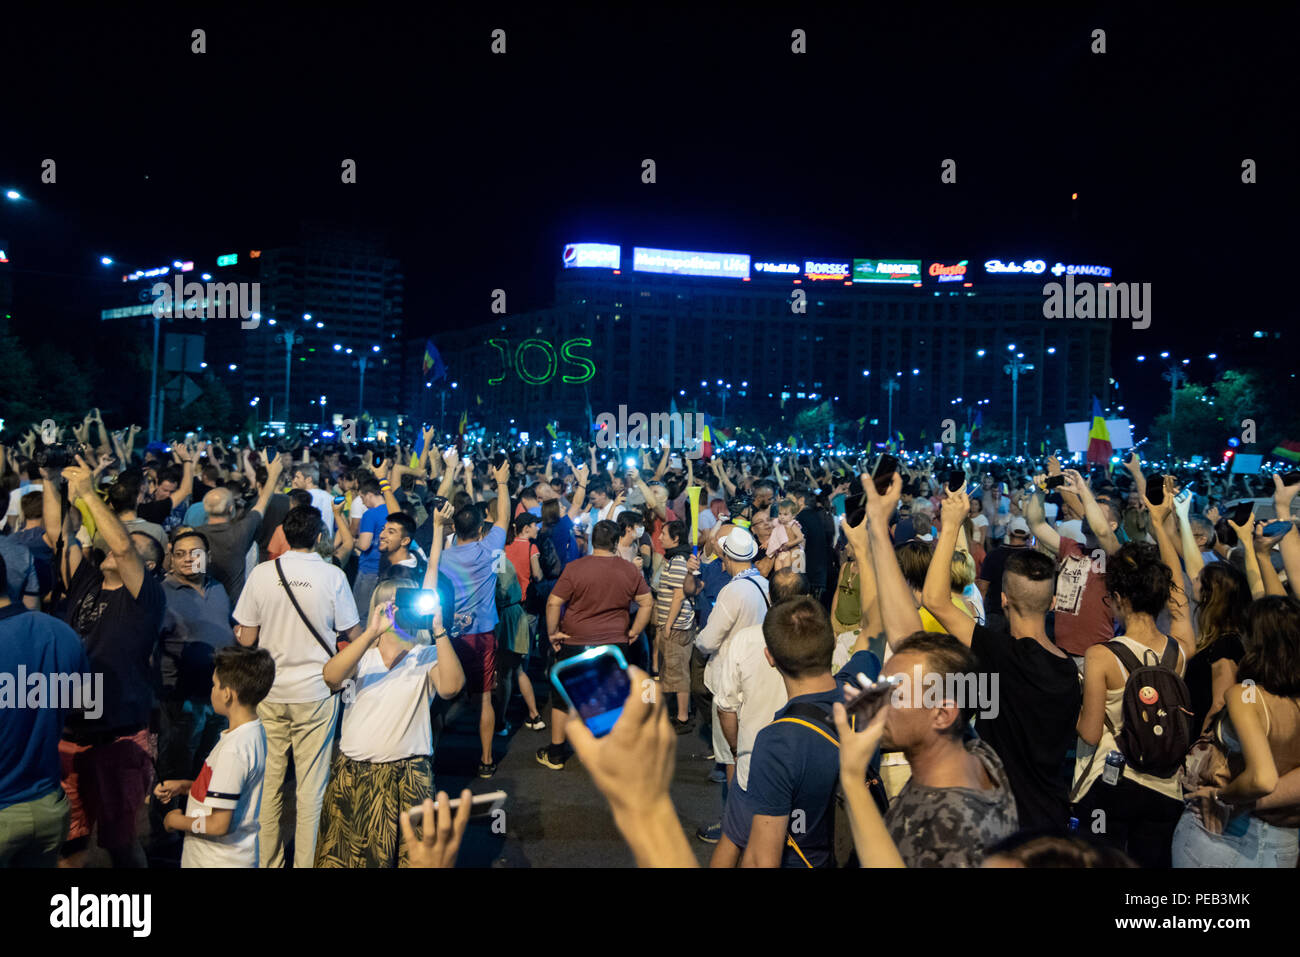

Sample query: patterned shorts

[314,751,434,868]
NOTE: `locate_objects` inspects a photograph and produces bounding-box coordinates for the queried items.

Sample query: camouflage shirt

[884,738,1019,868]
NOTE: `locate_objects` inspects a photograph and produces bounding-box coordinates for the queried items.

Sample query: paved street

[435,665,719,868]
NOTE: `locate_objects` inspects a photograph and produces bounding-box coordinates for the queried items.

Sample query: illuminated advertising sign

[853,259,922,283]
[122,261,194,282]
[563,242,621,270]
[928,260,969,282]
[216,253,239,267]
[1050,262,1112,277]
[984,258,1046,275]
[752,261,801,276]
[633,247,749,279]
[803,259,850,281]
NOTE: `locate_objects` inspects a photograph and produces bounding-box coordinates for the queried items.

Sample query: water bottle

[1102,750,1125,786]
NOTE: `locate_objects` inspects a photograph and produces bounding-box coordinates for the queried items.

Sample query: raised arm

[1123,452,1148,503]
[1228,511,1266,602]
[1022,488,1061,555]
[566,463,589,521]
[1064,469,1120,557]
[1273,474,1300,597]
[65,457,145,598]
[922,489,975,646]
[860,471,924,650]
[1174,487,1204,582]
[1143,479,1197,662]
[490,460,510,530]
[252,451,286,517]
[422,502,454,592]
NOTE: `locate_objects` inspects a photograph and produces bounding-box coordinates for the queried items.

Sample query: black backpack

[1104,639,1193,778]
[536,528,564,582]
[774,701,889,868]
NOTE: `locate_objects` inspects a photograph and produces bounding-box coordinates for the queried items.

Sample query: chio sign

[928,260,969,282]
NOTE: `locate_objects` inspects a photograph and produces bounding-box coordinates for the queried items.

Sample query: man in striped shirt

[653,521,700,731]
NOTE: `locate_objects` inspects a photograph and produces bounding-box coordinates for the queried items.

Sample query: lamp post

[1004,352,1035,457]
[275,331,303,426]
[1161,355,1188,455]
[883,377,901,441]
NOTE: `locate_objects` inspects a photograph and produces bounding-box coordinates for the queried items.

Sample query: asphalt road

[434,663,721,867]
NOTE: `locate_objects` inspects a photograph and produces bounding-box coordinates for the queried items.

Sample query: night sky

[2,4,1294,427]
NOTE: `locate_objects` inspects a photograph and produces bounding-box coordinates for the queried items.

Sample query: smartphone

[1043,474,1067,490]
[430,495,449,512]
[871,454,898,496]
[493,451,509,470]
[845,673,904,719]
[392,588,439,634]
[1283,471,1300,487]
[1146,480,1165,506]
[549,645,631,738]
[333,494,346,506]
[406,790,507,827]
[670,455,683,469]
[1232,501,1255,526]
[1261,520,1293,537]
[946,469,966,493]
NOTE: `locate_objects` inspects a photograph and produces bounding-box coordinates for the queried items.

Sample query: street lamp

[882,378,901,440]
[1004,353,1035,457]
[275,331,304,425]
[1161,356,1187,454]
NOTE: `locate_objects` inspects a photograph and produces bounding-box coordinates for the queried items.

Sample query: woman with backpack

[1173,595,1300,867]
[1072,490,1199,868]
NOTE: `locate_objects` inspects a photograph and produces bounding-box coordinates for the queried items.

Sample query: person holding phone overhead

[315,510,464,868]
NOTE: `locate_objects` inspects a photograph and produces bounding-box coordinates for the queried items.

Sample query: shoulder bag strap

[275,558,337,660]
[743,574,770,608]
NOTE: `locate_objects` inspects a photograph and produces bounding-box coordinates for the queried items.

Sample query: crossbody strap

[742,574,770,608]
[275,558,337,660]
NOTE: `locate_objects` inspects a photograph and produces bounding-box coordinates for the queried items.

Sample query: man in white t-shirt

[291,461,336,536]
[155,645,275,868]
[233,504,361,867]
[579,480,625,555]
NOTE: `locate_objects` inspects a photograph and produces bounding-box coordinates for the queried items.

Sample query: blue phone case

[549,645,630,738]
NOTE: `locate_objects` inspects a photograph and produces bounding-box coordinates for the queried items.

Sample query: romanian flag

[1086,397,1112,464]
[458,410,468,435]
[896,430,905,449]
[422,339,447,381]
[698,415,714,460]
[1272,439,1300,462]
[971,409,982,442]
[546,421,558,441]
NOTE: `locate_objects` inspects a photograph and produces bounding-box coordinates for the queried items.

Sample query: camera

[35,444,74,471]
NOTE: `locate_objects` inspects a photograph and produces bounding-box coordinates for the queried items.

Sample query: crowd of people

[1,413,1298,869]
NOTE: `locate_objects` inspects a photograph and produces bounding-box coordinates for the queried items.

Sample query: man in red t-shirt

[1023,471,1121,664]
[537,519,652,770]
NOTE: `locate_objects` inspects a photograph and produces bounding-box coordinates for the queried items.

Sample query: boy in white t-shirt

[154,646,275,867]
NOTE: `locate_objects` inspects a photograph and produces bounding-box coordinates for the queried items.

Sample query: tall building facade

[435,246,1113,452]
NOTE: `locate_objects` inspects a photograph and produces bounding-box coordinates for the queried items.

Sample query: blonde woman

[315,568,465,867]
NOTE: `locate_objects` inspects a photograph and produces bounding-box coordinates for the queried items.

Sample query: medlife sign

[152,277,262,329]
[1042,274,1150,330]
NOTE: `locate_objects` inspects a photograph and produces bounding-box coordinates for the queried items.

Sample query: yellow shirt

[919,594,973,633]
